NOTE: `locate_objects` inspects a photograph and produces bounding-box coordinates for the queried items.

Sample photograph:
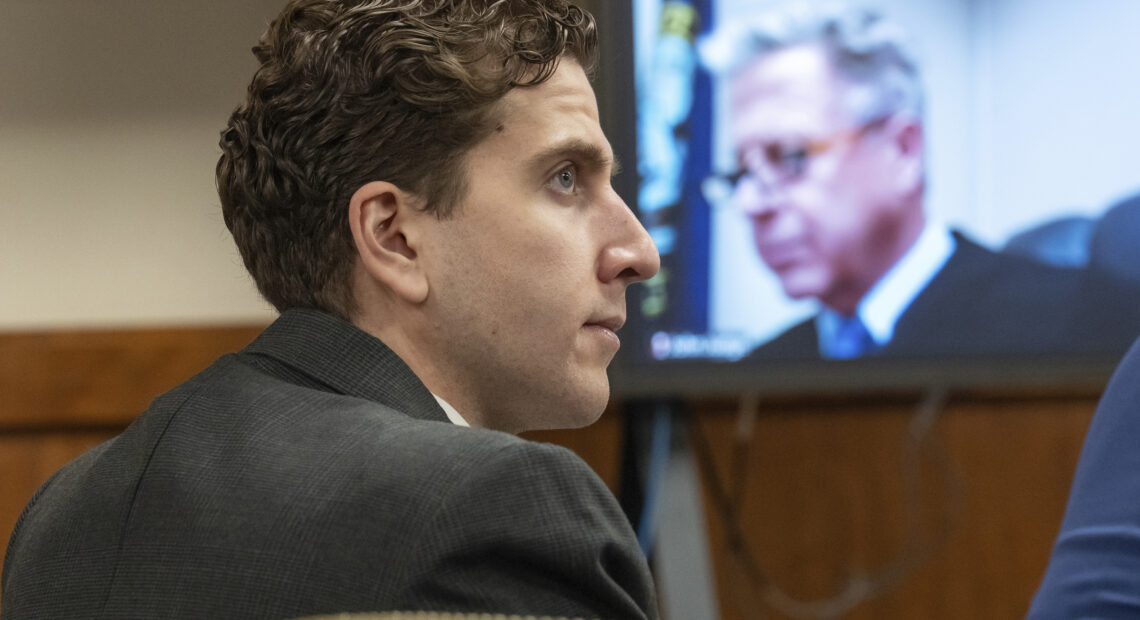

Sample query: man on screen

[1,1,660,618]
[699,3,1140,360]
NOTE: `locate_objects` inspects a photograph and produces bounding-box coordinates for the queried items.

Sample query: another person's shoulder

[1028,337,1140,618]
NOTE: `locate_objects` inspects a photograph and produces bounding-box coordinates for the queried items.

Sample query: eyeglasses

[702,114,890,205]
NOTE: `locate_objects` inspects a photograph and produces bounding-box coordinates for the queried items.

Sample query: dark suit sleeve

[401,440,658,619]
[1028,338,1140,618]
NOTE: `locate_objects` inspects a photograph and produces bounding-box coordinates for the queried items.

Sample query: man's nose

[735,175,783,220]
[599,195,661,285]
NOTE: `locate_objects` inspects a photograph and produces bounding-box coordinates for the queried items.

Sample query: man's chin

[776,274,826,303]
[568,382,610,429]
[515,376,610,433]
[564,377,611,430]
[524,405,605,433]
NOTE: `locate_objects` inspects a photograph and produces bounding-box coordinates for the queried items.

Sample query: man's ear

[348,181,429,304]
[885,113,925,195]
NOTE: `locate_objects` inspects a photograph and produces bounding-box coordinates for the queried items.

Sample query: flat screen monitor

[599,0,1140,396]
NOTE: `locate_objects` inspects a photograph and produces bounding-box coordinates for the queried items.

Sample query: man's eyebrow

[528,138,621,179]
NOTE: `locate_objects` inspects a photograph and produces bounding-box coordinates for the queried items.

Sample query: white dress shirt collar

[818,222,956,349]
[431,393,470,427]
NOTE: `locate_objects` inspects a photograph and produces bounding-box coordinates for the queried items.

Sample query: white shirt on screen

[817,222,956,354]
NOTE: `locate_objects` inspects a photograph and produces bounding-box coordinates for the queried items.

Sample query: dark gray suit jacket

[1,309,657,619]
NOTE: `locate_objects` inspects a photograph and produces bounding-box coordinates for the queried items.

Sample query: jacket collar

[243,308,449,425]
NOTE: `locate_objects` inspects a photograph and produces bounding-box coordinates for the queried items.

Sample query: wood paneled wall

[689,392,1094,620]
[0,325,266,552]
[0,327,1098,618]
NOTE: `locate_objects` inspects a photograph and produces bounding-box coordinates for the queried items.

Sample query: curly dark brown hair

[217,0,597,319]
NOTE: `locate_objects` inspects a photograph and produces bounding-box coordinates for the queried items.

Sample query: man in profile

[699,3,1140,360]
[0,1,660,618]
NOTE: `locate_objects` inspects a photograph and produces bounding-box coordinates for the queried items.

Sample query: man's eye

[552,167,576,192]
[783,148,810,168]
[766,145,810,178]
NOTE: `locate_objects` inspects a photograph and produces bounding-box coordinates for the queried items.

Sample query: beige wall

[1,0,285,329]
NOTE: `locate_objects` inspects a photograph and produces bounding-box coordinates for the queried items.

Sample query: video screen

[625,0,1140,366]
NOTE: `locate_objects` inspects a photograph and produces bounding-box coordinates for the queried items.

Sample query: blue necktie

[826,315,878,359]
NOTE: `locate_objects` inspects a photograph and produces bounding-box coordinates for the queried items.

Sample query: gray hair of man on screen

[697,1,925,125]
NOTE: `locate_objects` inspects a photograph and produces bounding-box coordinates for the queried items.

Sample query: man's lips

[585,316,625,332]
[584,316,624,347]
[758,239,806,270]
